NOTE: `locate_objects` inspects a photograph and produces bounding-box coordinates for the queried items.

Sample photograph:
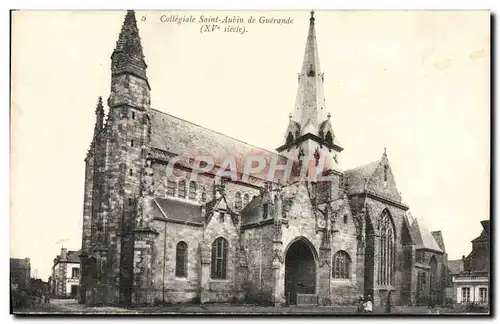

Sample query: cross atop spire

[310,10,315,20]
[111,10,148,81]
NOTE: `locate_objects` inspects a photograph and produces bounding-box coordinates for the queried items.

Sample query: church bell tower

[277,11,344,183]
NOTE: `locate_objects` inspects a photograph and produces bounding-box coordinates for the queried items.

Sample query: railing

[453,276,488,282]
[297,294,318,306]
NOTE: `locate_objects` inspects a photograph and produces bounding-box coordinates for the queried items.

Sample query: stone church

[79,10,448,307]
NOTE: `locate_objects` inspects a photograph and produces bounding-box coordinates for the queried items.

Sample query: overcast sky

[11,10,489,280]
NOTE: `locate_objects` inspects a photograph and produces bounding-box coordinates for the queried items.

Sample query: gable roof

[410,218,443,253]
[153,197,203,224]
[149,109,288,182]
[344,159,381,194]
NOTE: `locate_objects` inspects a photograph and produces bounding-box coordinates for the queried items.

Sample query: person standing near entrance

[364,295,373,313]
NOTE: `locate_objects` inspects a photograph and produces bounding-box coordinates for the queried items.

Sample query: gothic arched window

[175,241,188,278]
[234,192,242,212]
[430,256,438,291]
[178,180,186,198]
[243,193,250,206]
[188,181,197,200]
[377,209,395,285]
[333,250,351,279]
[211,237,228,279]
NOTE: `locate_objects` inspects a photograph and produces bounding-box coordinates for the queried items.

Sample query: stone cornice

[240,218,275,231]
[152,216,203,227]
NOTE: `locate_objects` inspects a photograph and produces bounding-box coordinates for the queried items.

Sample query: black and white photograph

[9,9,490,315]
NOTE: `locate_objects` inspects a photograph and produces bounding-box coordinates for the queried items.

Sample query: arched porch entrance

[284,237,317,305]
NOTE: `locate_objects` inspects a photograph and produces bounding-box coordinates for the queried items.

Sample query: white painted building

[51,248,81,298]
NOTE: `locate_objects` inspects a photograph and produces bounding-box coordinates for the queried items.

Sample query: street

[12,298,489,315]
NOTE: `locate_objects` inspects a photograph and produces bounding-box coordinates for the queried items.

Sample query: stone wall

[330,202,359,304]
[148,219,203,304]
[200,209,243,303]
[364,198,409,306]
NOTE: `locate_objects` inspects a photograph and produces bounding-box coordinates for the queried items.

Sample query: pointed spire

[111,10,148,81]
[94,96,105,136]
[290,10,328,136]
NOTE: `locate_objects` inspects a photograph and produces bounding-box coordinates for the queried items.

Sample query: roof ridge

[345,158,381,173]
[150,108,287,158]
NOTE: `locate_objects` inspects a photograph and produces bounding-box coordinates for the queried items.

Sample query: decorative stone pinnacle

[310,10,315,19]
[384,147,387,155]
[327,112,331,119]
[289,113,292,119]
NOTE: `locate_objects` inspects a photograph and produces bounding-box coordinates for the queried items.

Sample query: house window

[211,237,228,279]
[175,241,188,278]
[333,250,351,279]
[343,214,348,224]
[377,209,395,285]
[132,111,135,120]
[462,287,471,303]
[479,288,488,303]
[167,179,176,196]
[178,180,186,198]
[129,169,133,176]
[71,268,79,279]
[188,181,197,200]
[235,192,242,212]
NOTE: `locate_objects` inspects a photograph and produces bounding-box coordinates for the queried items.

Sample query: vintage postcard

[10,10,490,315]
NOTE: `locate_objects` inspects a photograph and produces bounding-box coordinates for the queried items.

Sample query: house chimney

[60,248,68,261]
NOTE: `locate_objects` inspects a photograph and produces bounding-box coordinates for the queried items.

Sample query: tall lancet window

[377,209,395,286]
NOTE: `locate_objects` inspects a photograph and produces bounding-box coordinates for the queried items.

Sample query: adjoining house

[448,220,489,305]
[50,248,81,298]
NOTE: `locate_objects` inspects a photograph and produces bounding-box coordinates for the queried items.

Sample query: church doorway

[284,237,317,305]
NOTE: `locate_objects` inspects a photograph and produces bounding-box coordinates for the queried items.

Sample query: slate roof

[431,231,446,253]
[447,259,464,275]
[153,197,203,223]
[472,220,490,243]
[344,159,381,194]
[410,218,443,253]
[240,195,264,226]
[66,250,81,263]
[149,109,288,182]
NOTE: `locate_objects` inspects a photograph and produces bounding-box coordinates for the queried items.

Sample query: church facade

[79,10,447,307]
